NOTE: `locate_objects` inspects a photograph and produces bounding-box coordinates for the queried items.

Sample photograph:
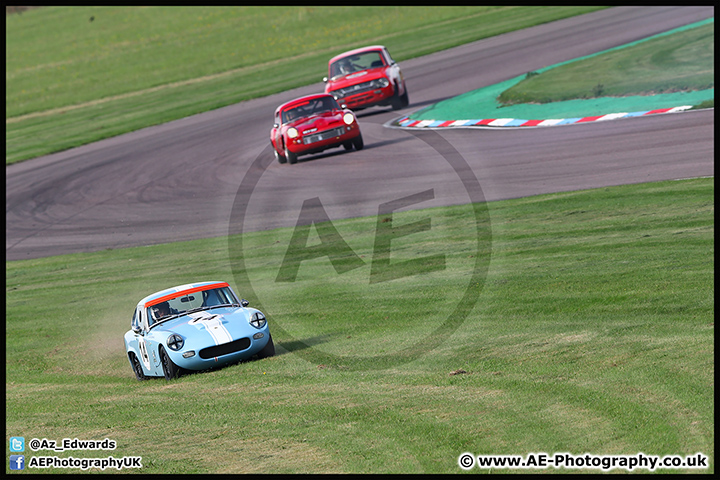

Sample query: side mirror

[323,76,328,82]
[273,123,279,128]
[241,299,249,307]
[132,325,142,334]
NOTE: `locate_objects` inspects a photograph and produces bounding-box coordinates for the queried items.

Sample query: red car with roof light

[324,45,409,111]
[270,93,363,164]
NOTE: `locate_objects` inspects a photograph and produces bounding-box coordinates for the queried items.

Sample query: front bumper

[286,124,361,155]
[171,331,271,370]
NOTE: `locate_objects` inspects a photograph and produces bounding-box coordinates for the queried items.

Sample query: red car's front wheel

[274,147,287,164]
[285,145,298,165]
[391,83,409,110]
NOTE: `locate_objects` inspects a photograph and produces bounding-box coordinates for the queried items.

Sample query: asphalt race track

[5,6,714,261]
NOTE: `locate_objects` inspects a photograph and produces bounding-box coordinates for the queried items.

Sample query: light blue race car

[124,281,274,380]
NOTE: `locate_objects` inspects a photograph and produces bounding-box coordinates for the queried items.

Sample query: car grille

[346,93,373,105]
[333,81,376,98]
[199,337,251,359]
[303,126,346,145]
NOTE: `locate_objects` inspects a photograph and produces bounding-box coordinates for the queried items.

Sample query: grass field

[498,20,714,105]
[5,178,714,473]
[5,6,605,164]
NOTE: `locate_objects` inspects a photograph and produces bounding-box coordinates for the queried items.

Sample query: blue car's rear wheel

[159,345,181,380]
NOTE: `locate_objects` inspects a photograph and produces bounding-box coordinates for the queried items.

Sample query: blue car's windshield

[148,287,239,327]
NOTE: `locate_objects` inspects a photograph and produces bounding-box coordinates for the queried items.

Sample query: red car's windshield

[330,51,384,78]
[281,97,339,124]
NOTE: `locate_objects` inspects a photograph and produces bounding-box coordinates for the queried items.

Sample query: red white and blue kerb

[396,106,693,129]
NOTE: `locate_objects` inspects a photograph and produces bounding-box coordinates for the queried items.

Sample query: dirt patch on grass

[6,6,42,15]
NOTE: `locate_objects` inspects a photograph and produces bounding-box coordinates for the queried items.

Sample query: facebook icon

[10,455,25,470]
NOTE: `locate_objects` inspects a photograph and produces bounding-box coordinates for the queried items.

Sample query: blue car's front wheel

[159,345,182,380]
[256,334,275,359]
[129,353,147,381]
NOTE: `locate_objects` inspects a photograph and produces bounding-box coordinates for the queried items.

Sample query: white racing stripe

[189,312,233,345]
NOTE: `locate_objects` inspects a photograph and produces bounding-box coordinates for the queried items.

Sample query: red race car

[324,45,409,111]
[270,93,363,164]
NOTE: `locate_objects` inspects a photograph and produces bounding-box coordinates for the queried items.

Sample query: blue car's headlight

[167,334,184,351]
[250,312,266,329]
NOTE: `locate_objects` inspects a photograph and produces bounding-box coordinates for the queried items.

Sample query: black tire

[256,334,275,359]
[399,87,409,108]
[391,84,409,110]
[130,353,147,381]
[352,133,364,151]
[159,345,181,380]
[285,146,298,165]
[275,147,287,164]
[343,141,354,151]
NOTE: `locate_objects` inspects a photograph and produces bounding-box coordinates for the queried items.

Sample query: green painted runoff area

[409,18,714,122]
